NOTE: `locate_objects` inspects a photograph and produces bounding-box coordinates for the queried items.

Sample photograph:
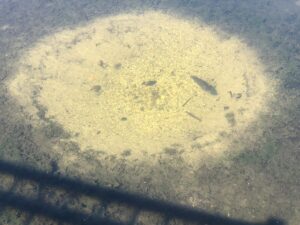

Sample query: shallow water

[0,1,299,225]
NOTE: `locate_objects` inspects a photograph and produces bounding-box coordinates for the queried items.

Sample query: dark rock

[225,112,236,126]
[164,148,178,155]
[114,63,122,70]
[98,60,108,69]
[142,80,157,86]
[91,85,102,93]
[121,149,131,157]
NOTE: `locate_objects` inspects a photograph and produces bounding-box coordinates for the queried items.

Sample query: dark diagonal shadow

[0,160,285,225]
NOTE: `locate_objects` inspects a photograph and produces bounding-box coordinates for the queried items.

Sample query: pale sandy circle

[8,11,273,163]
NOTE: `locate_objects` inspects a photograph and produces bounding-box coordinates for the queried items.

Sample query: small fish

[191,76,218,95]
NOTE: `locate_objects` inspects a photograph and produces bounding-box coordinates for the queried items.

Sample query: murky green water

[0,1,299,224]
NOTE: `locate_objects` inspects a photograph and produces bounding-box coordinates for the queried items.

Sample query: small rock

[164,148,178,155]
[229,91,242,99]
[98,60,108,69]
[225,112,236,126]
[91,85,102,93]
[121,149,131,157]
[142,80,157,86]
[114,63,122,70]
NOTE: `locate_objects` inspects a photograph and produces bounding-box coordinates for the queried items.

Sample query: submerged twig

[185,111,202,122]
[182,96,194,107]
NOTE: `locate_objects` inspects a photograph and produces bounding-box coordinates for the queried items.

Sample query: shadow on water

[0,0,299,224]
[0,159,285,225]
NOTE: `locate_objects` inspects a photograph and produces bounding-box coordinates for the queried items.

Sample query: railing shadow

[0,159,285,225]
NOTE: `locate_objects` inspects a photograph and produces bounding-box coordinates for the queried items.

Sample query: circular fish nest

[8,11,273,163]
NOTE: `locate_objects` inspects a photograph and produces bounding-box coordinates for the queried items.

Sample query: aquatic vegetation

[43,121,70,139]
[232,137,280,166]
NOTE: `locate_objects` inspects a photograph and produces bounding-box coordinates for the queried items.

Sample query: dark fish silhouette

[191,76,218,95]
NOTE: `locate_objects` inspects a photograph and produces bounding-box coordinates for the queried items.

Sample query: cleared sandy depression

[8,11,273,163]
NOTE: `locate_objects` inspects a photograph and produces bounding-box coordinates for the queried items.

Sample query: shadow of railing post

[0,160,286,225]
